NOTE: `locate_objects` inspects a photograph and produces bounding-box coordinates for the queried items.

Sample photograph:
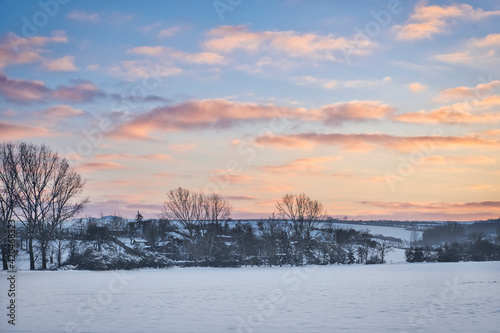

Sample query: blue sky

[1,0,500,220]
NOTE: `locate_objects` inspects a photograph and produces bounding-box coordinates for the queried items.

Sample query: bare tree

[0,143,18,270]
[376,239,394,263]
[163,187,206,239]
[5,142,88,270]
[204,193,231,260]
[276,193,327,265]
[163,188,232,265]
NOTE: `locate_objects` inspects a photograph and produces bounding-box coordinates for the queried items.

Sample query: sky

[0,0,499,221]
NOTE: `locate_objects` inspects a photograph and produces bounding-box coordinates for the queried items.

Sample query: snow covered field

[1,262,499,333]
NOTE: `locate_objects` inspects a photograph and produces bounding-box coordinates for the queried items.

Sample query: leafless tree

[163,188,232,264]
[163,187,206,239]
[204,193,232,259]
[376,239,394,263]
[276,193,327,264]
[0,143,18,270]
[3,142,88,270]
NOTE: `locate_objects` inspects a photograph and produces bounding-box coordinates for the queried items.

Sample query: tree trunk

[28,237,35,270]
[41,239,47,270]
[1,243,8,270]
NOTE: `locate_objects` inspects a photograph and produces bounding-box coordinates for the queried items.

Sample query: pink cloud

[255,132,500,152]
[435,80,500,102]
[0,31,67,69]
[394,1,500,41]
[409,82,428,92]
[67,11,101,23]
[393,105,500,124]
[0,74,49,102]
[0,121,52,140]
[127,46,225,65]
[319,101,394,126]
[51,82,104,102]
[203,25,376,61]
[261,156,342,174]
[421,155,496,166]
[76,162,127,173]
[109,99,392,140]
[42,55,78,72]
[40,105,85,118]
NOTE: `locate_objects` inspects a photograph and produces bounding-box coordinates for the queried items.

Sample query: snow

[1,261,499,333]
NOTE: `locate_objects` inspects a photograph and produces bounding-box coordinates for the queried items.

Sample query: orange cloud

[393,106,500,124]
[76,162,127,172]
[0,74,49,102]
[40,105,85,118]
[127,46,225,65]
[409,82,428,92]
[0,31,67,69]
[472,33,500,47]
[110,99,392,140]
[95,153,172,161]
[421,155,496,166]
[52,82,104,102]
[261,156,342,174]
[169,143,197,152]
[42,55,78,72]
[255,132,500,152]
[0,121,52,140]
[394,1,500,41]
[203,25,375,61]
[435,80,500,102]
[0,74,104,103]
[108,60,182,81]
[361,200,500,213]
[319,101,394,126]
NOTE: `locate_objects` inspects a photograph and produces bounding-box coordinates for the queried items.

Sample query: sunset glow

[1,0,499,221]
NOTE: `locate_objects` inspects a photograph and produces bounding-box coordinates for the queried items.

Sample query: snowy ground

[1,262,499,333]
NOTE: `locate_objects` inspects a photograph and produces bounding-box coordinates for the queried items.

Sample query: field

[1,261,499,333]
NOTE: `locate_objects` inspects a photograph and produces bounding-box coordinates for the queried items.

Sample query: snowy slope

[1,261,499,333]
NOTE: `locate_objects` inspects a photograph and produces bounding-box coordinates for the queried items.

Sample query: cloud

[0,74,50,102]
[255,132,500,152]
[76,162,127,172]
[226,195,257,201]
[52,82,105,102]
[409,82,428,92]
[95,153,172,161]
[435,80,500,102]
[158,26,181,38]
[394,1,500,41]
[67,11,101,23]
[0,73,105,104]
[109,99,392,140]
[168,143,197,152]
[0,31,68,69]
[109,60,182,81]
[109,99,301,140]
[472,33,500,48]
[42,55,78,72]
[294,76,391,90]
[39,105,85,119]
[127,46,225,65]
[421,155,496,166]
[393,104,500,124]
[432,34,500,67]
[361,200,500,212]
[203,25,376,62]
[0,121,52,140]
[209,173,253,185]
[319,101,394,126]
[260,156,342,174]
